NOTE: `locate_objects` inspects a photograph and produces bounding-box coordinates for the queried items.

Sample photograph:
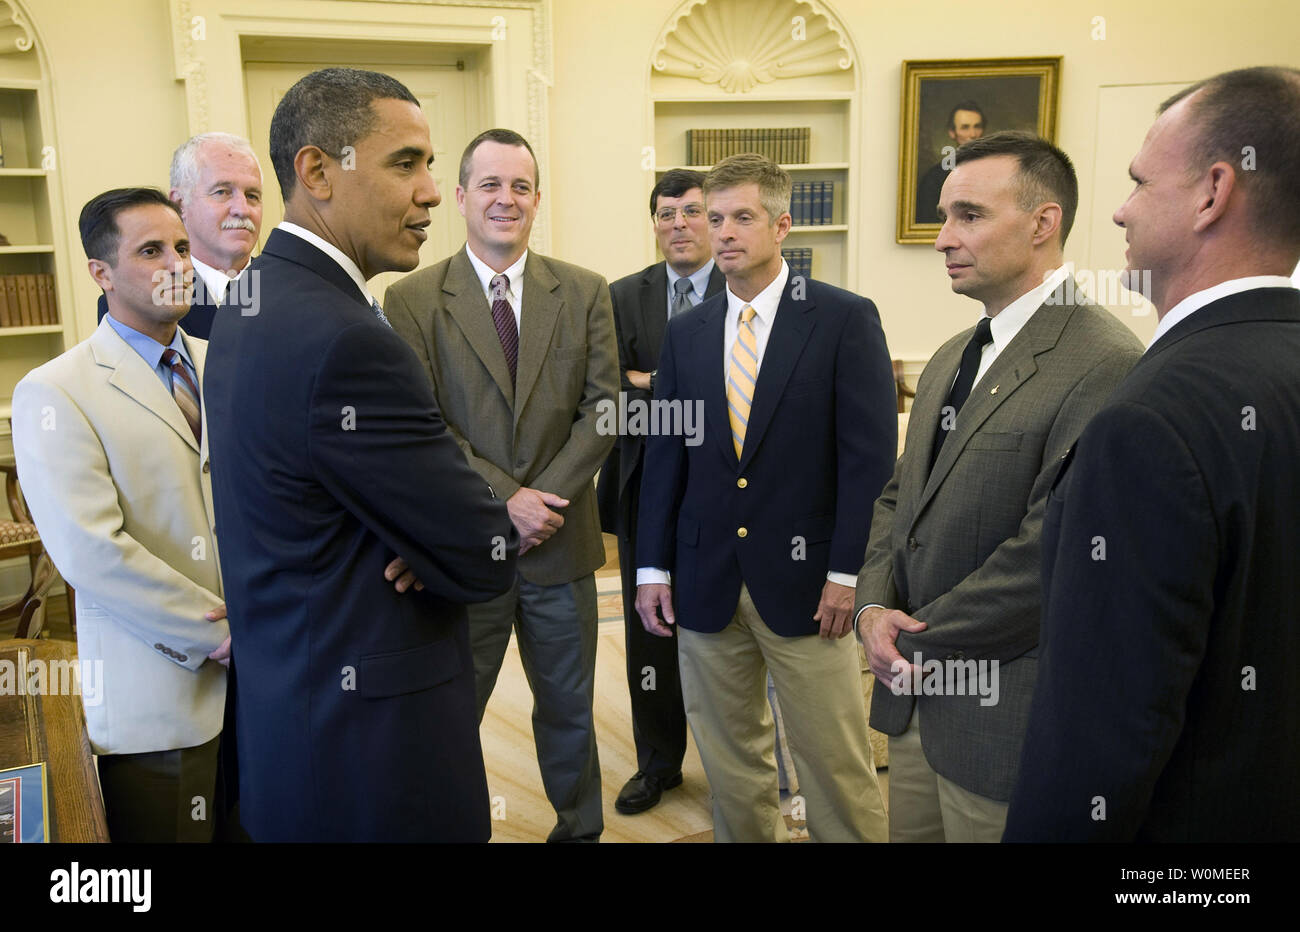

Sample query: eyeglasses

[655,204,705,225]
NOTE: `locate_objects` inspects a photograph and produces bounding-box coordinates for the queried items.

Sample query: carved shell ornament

[652,0,853,93]
[0,0,35,54]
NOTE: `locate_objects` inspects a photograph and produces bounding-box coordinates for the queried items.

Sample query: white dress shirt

[1148,275,1297,350]
[190,253,249,305]
[665,259,716,318]
[638,260,853,590]
[958,264,1071,393]
[279,221,375,306]
[466,246,528,331]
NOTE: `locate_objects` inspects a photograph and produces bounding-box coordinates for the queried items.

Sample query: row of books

[0,274,58,327]
[781,247,814,280]
[686,127,811,165]
[791,181,839,226]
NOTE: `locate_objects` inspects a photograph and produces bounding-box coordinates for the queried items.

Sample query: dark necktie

[671,276,694,318]
[490,273,519,385]
[161,348,202,445]
[931,316,993,469]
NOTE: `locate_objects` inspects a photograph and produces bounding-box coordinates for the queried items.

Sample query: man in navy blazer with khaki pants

[636,154,896,841]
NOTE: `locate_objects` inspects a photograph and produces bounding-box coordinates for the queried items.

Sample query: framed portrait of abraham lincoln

[898,57,1062,244]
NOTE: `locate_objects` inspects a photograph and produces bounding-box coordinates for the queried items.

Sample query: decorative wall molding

[169,0,552,252]
[0,0,35,55]
[652,0,853,93]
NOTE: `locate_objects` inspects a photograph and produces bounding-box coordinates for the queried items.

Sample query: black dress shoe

[615,770,683,814]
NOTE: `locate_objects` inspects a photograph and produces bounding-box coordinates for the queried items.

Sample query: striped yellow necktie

[726,305,758,459]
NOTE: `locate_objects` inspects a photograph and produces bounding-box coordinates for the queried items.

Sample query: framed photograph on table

[897,57,1061,243]
[0,761,50,843]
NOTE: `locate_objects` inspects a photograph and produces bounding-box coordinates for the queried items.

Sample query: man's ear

[1192,161,1236,234]
[87,258,113,292]
[169,189,186,219]
[1032,202,1064,246]
[293,146,333,202]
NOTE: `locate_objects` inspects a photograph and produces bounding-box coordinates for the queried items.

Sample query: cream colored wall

[19,0,1300,359]
[548,0,1300,360]
[25,0,188,341]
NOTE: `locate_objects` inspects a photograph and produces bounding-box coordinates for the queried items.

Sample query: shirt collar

[104,313,194,372]
[983,264,1070,353]
[465,245,528,302]
[725,259,790,327]
[666,259,716,300]
[1148,275,1298,350]
[278,221,373,305]
[191,253,248,303]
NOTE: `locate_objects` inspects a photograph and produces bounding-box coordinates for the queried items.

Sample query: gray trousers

[469,572,602,842]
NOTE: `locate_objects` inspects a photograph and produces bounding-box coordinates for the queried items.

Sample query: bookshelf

[0,61,74,428]
[646,0,860,290]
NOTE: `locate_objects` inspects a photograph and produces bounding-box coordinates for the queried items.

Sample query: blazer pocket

[676,515,700,546]
[801,513,836,543]
[357,641,462,699]
[784,377,828,398]
[550,344,588,362]
[965,430,1023,452]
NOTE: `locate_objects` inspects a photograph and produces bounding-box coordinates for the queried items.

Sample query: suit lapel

[91,321,201,456]
[443,249,515,407]
[515,254,563,420]
[738,281,814,469]
[640,264,668,365]
[703,264,726,301]
[914,295,1078,519]
[691,296,733,465]
[261,229,371,312]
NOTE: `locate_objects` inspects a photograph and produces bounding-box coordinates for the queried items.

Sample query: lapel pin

[990,384,1000,395]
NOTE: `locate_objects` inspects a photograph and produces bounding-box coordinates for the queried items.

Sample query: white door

[244,53,481,304]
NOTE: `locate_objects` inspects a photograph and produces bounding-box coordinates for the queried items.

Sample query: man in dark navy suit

[96,132,263,339]
[599,168,725,815]
[635,154,896,842]
[1005,67,1300,842]
[203,68,516,842]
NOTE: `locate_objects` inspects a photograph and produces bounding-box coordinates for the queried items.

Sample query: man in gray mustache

[96,132,264,339]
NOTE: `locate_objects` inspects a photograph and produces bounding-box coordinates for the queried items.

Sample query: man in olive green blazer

[385,129,618,842]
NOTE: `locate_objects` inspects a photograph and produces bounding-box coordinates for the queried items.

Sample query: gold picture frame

[897,57,1062,244]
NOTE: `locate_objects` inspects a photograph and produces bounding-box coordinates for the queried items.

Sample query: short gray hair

[170,132,261,198]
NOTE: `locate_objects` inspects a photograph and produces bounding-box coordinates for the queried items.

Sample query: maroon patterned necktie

[161,348,202,445]
[490,273,518,385]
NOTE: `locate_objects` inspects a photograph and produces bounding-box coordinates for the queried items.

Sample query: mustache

[221,218,257,232]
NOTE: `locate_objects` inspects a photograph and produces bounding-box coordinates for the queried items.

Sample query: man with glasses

[598,169,725,814]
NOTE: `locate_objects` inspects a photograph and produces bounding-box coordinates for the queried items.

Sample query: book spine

[16,274,33,325]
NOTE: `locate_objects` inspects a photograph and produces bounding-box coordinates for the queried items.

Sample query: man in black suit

[203,68,517,842]
[636,154,896,841]
[1005,66,1300,842]
[915,101,985,224]
[599,168,725,815]
[96,132,263,338]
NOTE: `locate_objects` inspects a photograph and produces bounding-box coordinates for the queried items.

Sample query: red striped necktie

[161,348,202,445]
[490,273,519,385]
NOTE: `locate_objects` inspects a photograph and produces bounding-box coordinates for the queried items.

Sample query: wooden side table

[0,637,108,841]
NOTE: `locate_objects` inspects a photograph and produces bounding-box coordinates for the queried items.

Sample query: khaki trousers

[887,708,1008,843]
[678,584,887,843]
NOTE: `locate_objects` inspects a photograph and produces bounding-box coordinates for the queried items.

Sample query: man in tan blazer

[13,188,229,842]
[386,128,618,842]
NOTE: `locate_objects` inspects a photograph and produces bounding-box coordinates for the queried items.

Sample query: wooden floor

[24,532,889,843]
